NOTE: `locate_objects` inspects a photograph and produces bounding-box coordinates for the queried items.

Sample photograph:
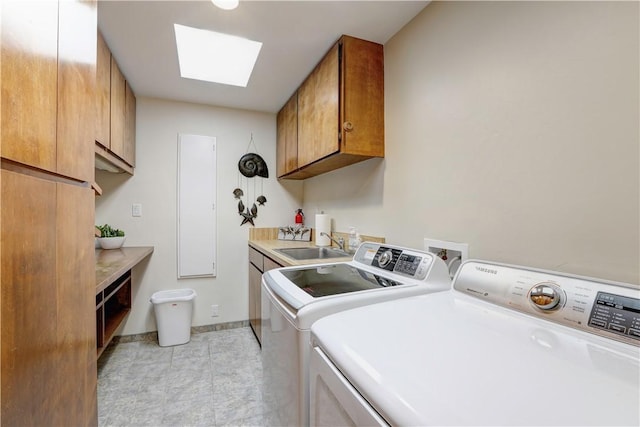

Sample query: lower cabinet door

[54,182,97,426]
[1,170,57,426]
[249,263,262,344]
[1,171,97,426]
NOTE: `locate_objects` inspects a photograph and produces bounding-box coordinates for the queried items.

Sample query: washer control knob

[529,283,565,311]
[377,250,394,268]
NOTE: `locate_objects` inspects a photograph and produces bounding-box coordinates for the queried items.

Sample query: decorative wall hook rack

[234,133,268,226]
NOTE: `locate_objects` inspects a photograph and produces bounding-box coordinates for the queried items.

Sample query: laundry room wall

[302,1,640,284]
[96,97,303,335]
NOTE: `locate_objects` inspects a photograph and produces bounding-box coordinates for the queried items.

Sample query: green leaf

[96,224,125,238]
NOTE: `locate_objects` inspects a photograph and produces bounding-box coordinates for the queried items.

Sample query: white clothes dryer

[310,260,640,426]
[261,242,452,426]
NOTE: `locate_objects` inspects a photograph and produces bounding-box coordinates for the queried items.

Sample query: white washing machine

[310,260,640,426]
[261,242,452,426]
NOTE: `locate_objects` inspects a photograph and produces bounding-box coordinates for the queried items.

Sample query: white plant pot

[98,236,126,249]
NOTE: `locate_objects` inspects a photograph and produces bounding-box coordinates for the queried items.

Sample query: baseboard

[112,320,250,344]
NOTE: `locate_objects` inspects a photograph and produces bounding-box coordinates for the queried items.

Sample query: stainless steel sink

[275,247,351,261]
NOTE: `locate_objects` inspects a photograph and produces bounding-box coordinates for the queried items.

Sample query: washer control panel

[354,242,434,281]
[454,260,640,346]
[395,253,425,276]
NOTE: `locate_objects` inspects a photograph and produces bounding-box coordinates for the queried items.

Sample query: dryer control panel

[454,260,640,346]
[588,292,640,339]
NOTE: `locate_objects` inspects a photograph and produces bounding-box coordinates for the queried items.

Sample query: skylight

[174,24,262,87]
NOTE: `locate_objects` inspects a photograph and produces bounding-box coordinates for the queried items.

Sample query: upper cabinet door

[110,56,125,161]
[96,30,111,150]
[341,36,384,157]
[57,0,97,183]
[276,92,298,177]
[297,43,340,169]
[124,81,136,167]
[1,1,58,171]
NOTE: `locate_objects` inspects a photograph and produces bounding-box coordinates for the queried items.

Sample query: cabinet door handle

[343,121,354,132]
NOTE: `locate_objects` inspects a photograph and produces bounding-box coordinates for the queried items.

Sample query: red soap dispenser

[295,209,304,225]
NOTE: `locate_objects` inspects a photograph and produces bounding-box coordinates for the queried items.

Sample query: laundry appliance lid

[311,291,640,426]
[263,262,420,310]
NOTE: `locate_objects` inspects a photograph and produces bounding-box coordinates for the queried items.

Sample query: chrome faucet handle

[319,232,345,251]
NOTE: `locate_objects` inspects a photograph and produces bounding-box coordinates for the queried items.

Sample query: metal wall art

[234,133,268,226]
[238,153,269,178]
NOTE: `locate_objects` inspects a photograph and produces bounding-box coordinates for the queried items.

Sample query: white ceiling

[98,0,428,113]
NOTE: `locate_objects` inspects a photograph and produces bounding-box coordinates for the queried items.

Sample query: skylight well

[174,24,262,87]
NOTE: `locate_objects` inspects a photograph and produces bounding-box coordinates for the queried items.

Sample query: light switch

[132,203,142,217]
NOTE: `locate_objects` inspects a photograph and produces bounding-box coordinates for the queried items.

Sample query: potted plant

[96,224,126,249]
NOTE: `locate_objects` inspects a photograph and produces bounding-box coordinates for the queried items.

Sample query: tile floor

[97,327,263,427]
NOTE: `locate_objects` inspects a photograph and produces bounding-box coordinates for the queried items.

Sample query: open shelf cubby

[96,270,131,358]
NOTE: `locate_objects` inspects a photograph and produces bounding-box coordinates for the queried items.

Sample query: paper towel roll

[315,214,331,246]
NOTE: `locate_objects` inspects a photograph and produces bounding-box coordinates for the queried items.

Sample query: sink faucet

[320,232,345,251]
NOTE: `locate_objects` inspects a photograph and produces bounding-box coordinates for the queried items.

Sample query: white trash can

[150,288,197,347]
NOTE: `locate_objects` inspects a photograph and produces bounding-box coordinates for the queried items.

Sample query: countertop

[96,246,154,293]
[248,239,352,267]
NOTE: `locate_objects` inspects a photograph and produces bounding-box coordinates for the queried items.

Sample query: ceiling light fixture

[174,24,262,87]
[211,0,239,10]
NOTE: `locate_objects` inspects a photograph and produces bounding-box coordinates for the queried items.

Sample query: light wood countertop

[96,246,154,293]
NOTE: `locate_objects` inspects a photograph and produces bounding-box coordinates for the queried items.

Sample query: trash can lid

[150,288,197,304]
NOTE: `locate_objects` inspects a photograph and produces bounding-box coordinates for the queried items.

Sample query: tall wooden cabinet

[1,1,98,425]
[276,35,384,179]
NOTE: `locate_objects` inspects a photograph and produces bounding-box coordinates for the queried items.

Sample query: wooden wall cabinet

[248,246,283,345]
[276,35,384,180]
[1,0,98,425]
[95,31,136,174]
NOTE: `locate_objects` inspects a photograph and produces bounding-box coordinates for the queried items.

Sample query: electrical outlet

[211,304,219,317]
[132,203,142,217]
[424,238,469,278]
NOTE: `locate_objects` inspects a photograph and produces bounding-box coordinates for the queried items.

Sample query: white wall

[303,1,639,284]
[96,97,303,335]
